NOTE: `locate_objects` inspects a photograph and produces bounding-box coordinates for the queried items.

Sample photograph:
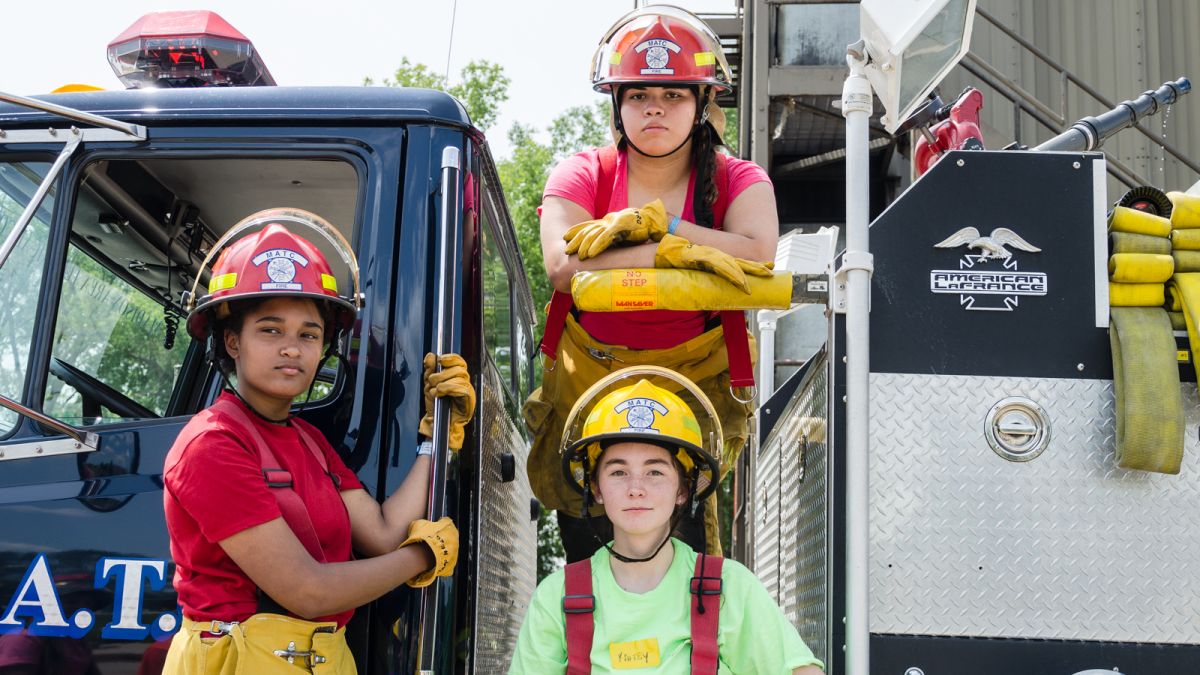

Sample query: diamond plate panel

[870,374,1200,644]
[472,361,537,672]
[755,355,830,664]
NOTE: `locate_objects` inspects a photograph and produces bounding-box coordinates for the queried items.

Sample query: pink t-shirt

[542,146,770,349]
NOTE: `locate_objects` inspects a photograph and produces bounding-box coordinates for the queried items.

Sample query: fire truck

[0,11,536,674]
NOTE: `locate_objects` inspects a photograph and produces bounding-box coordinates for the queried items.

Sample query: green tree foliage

[495,103,608,579]
[722,107,740,154]
[367,57,510,132]
[497,101,610,339]
[363,56,446,90]
[451,61,510,132]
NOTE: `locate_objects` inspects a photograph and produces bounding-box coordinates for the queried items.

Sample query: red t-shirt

[163,392,364,627]
[542,147,771,349]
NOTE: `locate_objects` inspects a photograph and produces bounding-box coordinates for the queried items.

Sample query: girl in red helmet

[161,209,473,673]
[527,5,779,563]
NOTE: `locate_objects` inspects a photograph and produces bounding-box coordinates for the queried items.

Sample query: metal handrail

[971,7,1200,183]
[961,57,1147,190]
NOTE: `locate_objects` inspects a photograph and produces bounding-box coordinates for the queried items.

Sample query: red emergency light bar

[107,10,275,89]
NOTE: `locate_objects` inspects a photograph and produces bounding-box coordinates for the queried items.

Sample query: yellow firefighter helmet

[561,366,723,509]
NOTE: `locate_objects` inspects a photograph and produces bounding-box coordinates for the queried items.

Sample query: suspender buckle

[208,620,238,636]
[586,347,625,363]
[262,468,293,488]
[690,575,723,596]
[274,641,327,667]
[563,593,595,614]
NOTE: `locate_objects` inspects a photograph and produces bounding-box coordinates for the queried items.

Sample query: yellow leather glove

[417,353,476,450]
[654,233,774,294]
[400,517,458,588]
[563,199,669,260]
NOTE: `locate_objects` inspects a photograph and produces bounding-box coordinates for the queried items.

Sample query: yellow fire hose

[1111,231,1172,255]
[1174,250,1200,272]
[571,268,795,312]
[1110,205,1172,237]
[1108,253,1174,283]
[1171,229,1200,250]
[1106,221,1182,474]
[1110,307,1184,474]
[1167,191,1200,228]
[1170,311,1187,331]
[1109,283,1166,307]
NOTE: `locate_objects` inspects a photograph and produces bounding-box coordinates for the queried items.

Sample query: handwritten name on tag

[609,637,661,669]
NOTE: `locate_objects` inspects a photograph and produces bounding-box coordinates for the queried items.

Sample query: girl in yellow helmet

[510,367,824,674]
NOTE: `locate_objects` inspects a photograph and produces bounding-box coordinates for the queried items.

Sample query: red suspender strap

[690,554,724,675]
[720,311,755,388]
[563,559,595,674]
[211,398,327,562]
[540,291,574,360]
[711,154,755,389]
[538,146,619,361]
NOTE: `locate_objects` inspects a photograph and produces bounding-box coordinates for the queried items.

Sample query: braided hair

[690,108,721,229]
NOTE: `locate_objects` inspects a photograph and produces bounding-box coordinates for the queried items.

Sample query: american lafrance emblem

[930,227,1047,311]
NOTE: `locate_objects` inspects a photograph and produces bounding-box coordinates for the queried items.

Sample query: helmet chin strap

[612,87,709,160]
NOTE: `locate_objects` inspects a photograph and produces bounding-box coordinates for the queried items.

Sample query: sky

[3,0,737,159]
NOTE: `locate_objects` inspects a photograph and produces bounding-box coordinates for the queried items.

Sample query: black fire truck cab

[0,14,537,674]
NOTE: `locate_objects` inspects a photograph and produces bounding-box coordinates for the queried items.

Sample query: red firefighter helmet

[185,208,360,340]
[590,5,731,93]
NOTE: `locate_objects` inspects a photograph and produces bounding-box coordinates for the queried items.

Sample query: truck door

[0,126,397,673]
[455,140,539,673]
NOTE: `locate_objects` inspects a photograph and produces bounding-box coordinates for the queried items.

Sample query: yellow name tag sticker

[1179,349,1191,363]
[609,269,658,311]
[609,638,661,669]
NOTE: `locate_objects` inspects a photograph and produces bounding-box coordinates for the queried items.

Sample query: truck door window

[480,197,514,393]
[0,160,54,435]
[41,157,359,426]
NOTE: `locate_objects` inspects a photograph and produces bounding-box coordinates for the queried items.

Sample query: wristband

[416,440,433,457]
[667,214,681,235]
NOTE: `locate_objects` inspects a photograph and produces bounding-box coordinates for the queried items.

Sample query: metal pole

[841,43,874,675]
[0,91,145,138]
[757,310,777,398]
[414,145,461,675]
[0,133,80,271]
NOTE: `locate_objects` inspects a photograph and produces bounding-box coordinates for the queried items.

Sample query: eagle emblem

[934,227,1041,261]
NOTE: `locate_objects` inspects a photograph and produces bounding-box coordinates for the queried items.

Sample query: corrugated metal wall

[939,0,1200,194]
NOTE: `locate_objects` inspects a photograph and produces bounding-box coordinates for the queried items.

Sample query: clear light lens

[897,0,970,120]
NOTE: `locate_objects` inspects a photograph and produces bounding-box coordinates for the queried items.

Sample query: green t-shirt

[509,539,823,674]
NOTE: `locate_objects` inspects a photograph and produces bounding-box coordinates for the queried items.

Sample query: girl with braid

[525,6,779,563]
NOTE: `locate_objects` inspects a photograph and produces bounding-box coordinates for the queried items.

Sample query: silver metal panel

[940,0,1200,195]
[755,354,830,665]
[870,373,1200,644]
[472,360,537,672]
